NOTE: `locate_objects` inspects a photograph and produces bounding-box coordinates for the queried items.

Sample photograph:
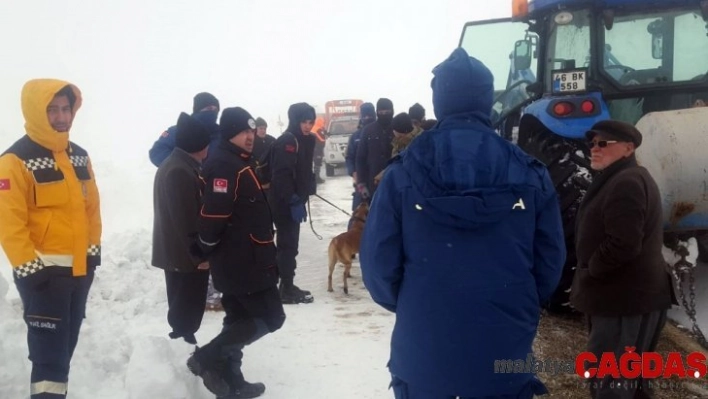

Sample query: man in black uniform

[267,102,317,304]
[252,117,276,193]
[251,117,275,163]
[188,107,285,399]
[355,98,395,201]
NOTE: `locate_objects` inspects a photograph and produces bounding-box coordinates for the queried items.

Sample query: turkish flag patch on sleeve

[0,178,10,190]
[213,178,228,193]
[285,144,296,153]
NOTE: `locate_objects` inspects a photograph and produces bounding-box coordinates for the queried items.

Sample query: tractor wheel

[517,118,592,314]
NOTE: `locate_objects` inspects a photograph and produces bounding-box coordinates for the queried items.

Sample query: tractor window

[546,10,592,84]
[603,9,708,86]
[673,12,708,82]
[459,20,537,124]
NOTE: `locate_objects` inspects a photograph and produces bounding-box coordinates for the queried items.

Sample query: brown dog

[327,202,369,294]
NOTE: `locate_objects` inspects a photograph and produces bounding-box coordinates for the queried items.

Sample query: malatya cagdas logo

[575,346,708,379]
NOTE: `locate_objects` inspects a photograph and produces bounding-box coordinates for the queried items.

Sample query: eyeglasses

[588,140,618,149]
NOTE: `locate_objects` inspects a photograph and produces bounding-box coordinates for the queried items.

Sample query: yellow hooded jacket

[0,79,101,283]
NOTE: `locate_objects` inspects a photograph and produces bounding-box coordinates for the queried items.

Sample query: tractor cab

[460,0,708,140]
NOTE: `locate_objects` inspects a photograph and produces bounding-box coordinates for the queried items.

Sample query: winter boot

[187,347,230,397]
[217,381,266,399]
[279,283,314,304]
[218,362,266,399]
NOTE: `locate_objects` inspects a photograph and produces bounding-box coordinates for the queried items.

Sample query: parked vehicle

[323,99,363,176]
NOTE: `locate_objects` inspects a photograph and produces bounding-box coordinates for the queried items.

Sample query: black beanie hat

[175,112,211,153]
[376,98,394,112]
[409,103,426,122]
[255,117,268,127]
[391,112,414,134]
[220,107,256,140]
[193,92,220,113]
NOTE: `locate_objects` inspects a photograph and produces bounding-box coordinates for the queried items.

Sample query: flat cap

[586,120,642,148]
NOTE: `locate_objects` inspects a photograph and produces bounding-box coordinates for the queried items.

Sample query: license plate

[552,69,587,93]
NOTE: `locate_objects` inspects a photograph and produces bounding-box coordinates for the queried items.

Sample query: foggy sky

[0,0,508,163]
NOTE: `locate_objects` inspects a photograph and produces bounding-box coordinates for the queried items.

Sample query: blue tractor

[460,0,708,317]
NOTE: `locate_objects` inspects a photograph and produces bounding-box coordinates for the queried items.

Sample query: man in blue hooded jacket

[360,48,565,398]
[345,102,375,213]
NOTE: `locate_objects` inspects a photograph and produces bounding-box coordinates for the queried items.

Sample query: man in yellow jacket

[0,79,101,399]
[312,116,327,184]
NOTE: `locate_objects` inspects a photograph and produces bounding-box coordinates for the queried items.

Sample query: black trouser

[314,141,324,169]
[274,218,300,287]
[201,286,285,385]
[164,270,209,337]
[586,310,667,399]
[16,269,94,399]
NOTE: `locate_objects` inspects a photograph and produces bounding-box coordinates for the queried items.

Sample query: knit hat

[193,92,220,113]
[409,103,426,122]
[174,112,211,153]
[220,107,256,140]
[376,98,394,112]
[359,102,376,127]
[586,120,643,148]
[360,102,375,119]
[391,113,414,134]
[255,117,267,127]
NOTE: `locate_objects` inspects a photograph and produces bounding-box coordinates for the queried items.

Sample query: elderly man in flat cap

[570,120,674,399]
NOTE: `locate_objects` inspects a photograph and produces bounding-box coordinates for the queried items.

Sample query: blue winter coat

[360,48,565,397]
[149,111,221,167]
[345,127,363,176]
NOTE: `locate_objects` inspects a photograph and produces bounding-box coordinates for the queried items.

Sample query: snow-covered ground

[3,152,708,399]
[0,163,395,399]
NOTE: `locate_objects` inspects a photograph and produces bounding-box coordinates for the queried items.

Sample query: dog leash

[307,199,323,240]
[313,194,366,224]
[313,194,352,216]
